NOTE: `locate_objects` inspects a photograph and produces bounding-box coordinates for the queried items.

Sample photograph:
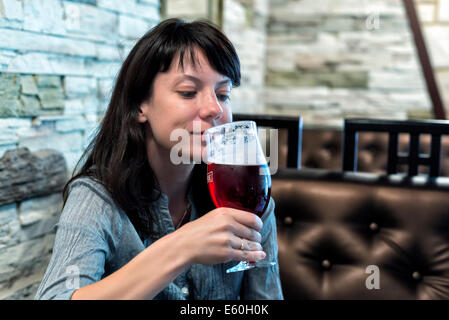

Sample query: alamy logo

[66,265,80,290]
[365,265,380,290]
[169,120,279,175]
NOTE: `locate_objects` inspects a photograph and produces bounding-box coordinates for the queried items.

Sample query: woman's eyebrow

[173,74,231,87]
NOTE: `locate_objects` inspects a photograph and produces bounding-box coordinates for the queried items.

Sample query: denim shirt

[35,177,284,300]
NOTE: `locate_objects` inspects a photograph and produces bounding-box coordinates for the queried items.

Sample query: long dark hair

[63,18,241,239]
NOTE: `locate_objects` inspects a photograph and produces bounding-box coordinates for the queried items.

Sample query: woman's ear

[137,102,149,123]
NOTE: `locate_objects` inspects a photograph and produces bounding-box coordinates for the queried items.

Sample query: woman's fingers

[228,236,265,263]
[229,222,262,243]
[227,209,263,232]
[231,248,266,262]
[230,235,262,251]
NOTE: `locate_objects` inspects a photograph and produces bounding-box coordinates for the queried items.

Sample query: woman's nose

[199,91,223,121]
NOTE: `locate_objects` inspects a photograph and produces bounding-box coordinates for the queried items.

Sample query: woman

[35,18,283,300]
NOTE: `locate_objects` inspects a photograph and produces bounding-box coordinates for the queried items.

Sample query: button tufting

[369,222,379,232]
[321,259,331,270]
[284,216,293,225]
[412,271,422,281]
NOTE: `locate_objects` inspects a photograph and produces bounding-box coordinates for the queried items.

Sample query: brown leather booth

[272,168,449,299]
[299,129,449,176]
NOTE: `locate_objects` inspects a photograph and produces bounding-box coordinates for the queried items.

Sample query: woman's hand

[175,207,266,266]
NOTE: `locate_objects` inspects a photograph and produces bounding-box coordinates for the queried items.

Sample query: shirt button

[181,287,189,295]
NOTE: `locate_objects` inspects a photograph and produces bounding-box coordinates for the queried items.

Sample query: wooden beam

[403,0,446,119]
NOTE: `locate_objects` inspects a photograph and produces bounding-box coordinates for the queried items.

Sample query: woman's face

[138,48,232,162]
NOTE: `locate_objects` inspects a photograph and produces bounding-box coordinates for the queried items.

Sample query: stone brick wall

[0,0,160,171]
[223,0,269,114]
[0,0,160,300]
[265,0,434,127]
[163,0,446,126]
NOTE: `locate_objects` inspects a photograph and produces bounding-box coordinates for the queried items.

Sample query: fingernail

[260,252,266,259]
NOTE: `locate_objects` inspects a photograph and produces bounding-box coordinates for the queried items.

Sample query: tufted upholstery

[272,168,449,299]
[299,129,449,176]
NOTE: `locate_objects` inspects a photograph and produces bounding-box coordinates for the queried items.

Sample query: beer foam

[205,121,268,165]
[207,134,267,165]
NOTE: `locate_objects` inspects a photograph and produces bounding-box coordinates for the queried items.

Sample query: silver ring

[240,239,245,251]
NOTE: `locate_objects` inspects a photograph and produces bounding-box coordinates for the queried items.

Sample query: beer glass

[205,121,276,273]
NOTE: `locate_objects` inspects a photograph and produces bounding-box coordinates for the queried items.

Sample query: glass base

[226,260,277,273]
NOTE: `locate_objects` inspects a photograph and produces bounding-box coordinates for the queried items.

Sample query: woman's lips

[191,132,207,142]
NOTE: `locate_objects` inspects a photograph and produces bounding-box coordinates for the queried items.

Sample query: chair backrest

[232,113,303,169]
[343,118,449,177]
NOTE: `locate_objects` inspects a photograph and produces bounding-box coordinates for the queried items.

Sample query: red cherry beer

[205,121,276,272]
[207,163,271,218]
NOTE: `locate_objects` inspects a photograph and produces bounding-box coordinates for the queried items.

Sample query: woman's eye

[217,94,230,102]
[178,91,197,98]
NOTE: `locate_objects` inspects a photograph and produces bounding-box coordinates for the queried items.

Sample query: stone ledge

[0,148,67,206]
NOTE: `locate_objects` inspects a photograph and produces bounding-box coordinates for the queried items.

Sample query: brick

[84,59,121,78]
[63,96,100,115]
[369,71,426,90]
[137,0,159,4]
[37,88,65,110]
[22,0,65,34]
[0,131,18,145]
[2,49,121,78]
[0,73,20,99]
[18,95,40,117]
[97,0,160,21]
[0,203,20,249]
[55,116,86,133]
[18,194,62,227]
[1,276,44,300]
[266,70,368,88]
[68,0,96,5]
[64,76,97,98]
[223,0,249,31]
[37,76,62,88]
[0,203,17,225]
[0,99,19,117]
[98,78,114,100]
[166,0,208,17]
[0,50,16,70]
[0,0,23,21]
[0,234,55,277]
[0,117,31,129]
[0,148,68,206]
[134,2,160,21]
[0,218,20,250]
[95,43,121,61]
[118,14,152,39]
[18,131,83,153]
[5,52,87,76]
[20,76,38,95]
[0,28,97,58]
[64,2,119,40]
